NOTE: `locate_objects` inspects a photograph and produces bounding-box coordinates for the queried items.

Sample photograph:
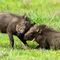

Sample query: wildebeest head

[24,24,46,40]
[16,13,35,36]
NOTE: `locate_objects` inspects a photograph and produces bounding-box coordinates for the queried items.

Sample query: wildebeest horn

[23,13,27,19]
[31,38,35,42]
[36,29,40,32]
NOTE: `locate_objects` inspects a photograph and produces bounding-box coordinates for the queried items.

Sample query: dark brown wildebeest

[24,24,60,50]
[0,12,35,49]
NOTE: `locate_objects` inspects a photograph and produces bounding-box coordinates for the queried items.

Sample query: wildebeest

[24,24,60,50]
[0,12,35,49]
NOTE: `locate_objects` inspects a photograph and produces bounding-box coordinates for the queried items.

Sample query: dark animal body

[24,24,60,50]
[0,12,34,49]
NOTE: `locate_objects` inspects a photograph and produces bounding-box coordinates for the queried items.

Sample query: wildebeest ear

[23,13,27,19]
[31,23,36,27]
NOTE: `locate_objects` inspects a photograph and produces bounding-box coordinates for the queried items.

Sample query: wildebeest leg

[20,39,29,47]
[21,40,29,48]
[18,36,28,45]
[7,32,14,49]
[36,45,40,49]
[21,40,27,45]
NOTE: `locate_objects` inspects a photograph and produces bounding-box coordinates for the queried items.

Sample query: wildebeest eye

[30,32,34,36]
[21,22,25,25]
[30,33,33,36]
[23,22,25,24]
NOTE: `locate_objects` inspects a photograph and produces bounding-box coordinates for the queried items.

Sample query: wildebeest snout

[17,29,25,36]
[24,34,28,40]
[24,33,33,41]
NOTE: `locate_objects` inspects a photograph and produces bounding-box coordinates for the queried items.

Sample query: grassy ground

[0,0,60,60]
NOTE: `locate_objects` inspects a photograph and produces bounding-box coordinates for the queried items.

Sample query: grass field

[0,0,60,60]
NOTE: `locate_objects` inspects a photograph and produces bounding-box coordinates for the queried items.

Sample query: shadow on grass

[0,43,10,49]
[0,43,26,50]
[0,41,39,50]
[0,53,9,58]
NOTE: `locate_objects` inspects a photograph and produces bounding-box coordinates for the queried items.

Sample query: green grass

[0,0,60,60]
